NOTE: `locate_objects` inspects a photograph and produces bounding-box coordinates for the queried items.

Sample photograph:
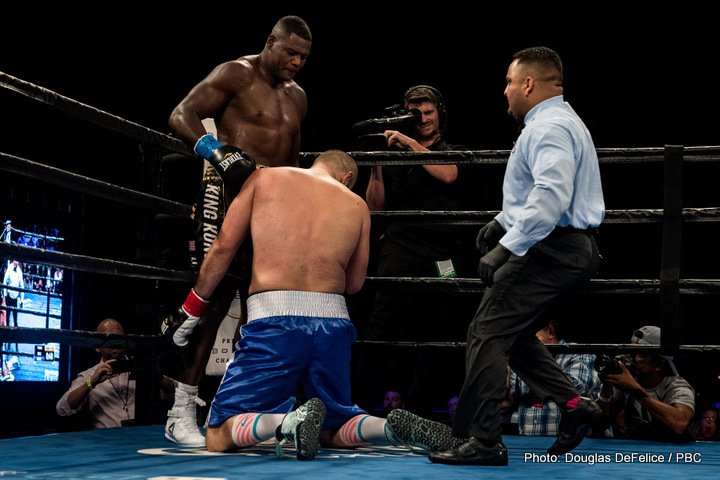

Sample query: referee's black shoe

[547,396,602,455]
[428,437,508,466]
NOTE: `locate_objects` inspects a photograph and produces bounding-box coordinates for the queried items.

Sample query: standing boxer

[162,15,311,447]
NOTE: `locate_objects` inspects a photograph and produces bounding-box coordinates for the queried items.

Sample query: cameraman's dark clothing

[609,376,695,442]
[381,140,467,259]
[358,139,470,414]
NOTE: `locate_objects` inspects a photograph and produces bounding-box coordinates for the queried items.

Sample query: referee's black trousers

[453,229,600,442]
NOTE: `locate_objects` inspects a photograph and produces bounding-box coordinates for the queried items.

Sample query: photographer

[357,85,471,415]
[56,318,176,429]
[597,325,695,442]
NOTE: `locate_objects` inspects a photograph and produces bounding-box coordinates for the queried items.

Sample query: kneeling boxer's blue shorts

[207,290,366,431]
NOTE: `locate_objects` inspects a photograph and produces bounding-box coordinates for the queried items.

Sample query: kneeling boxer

[173,150,464,459]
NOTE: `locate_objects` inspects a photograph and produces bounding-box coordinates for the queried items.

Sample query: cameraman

[597,325,695,442]
[56,318,176,429]
[359,85,471,415]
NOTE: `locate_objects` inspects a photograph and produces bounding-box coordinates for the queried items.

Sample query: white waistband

[246,291,348,322]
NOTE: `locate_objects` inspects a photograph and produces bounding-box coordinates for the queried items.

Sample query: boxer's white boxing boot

[165,383,206,448]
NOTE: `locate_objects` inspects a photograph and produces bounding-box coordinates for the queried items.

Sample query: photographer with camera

[597,325,695,442]
[357,85,471,416]
[56,318,176,429]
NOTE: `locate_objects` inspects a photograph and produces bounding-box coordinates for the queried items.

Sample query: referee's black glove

[475,220,506,256]
[478,244,511,286]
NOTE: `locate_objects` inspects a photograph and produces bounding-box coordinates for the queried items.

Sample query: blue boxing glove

[194,134,256,199]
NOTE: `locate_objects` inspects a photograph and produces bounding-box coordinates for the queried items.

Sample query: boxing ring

[1,70,720,478]
[1,424,718,479]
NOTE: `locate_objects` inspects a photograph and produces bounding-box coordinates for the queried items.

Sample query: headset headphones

[403,84,448,132]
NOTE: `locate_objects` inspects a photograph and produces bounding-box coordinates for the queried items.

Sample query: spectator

[1,355,20,382]
[598,325,695,442]
[53,268,64,293]
[56,318,175,429]
[1,294,8,380]
[3,260,25,328]
[690,407,718,441]
[447,395,459,425]
[0,293,6,327]
[383,390,406,414]
[507,319,602,436]
[1,220,12,244]
[0,288,15,355]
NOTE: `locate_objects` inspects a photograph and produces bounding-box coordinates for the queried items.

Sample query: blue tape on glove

[194,133,223,159]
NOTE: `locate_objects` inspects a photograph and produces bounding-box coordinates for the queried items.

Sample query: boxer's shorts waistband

[246,290,348,322]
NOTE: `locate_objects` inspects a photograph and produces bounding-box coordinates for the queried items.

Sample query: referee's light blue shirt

[497,95,605,256]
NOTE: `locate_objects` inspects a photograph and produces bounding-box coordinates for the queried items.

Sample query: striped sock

[334,414,371,447]
[230,413,279,447]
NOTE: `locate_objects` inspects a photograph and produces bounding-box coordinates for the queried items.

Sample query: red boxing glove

[182,289,209,317]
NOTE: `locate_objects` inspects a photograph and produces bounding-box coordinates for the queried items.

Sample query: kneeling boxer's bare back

[172,151,463,459]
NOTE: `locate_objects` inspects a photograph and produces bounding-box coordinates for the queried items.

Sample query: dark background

[2,7,718,151]
[1,7,719,434]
